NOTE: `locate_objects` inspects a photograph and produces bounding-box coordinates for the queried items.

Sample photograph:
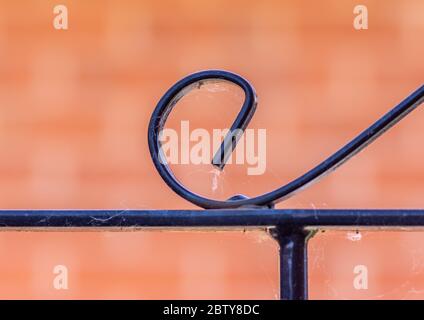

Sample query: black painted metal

[1,71,422,299]
[148,70,424,209]
[3,209,424,228]
[2,209,424,299]
[270,226,311,300]
[145,71,423,299]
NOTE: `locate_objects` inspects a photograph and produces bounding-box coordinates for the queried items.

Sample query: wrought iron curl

[148,70,424,209]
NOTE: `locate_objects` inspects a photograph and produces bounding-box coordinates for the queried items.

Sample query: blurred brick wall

[0,0,422,299]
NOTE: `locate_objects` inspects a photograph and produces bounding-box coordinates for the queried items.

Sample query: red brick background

[0,0,423,299]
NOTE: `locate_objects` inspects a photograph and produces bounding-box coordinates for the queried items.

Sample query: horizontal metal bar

[0,209,424,230]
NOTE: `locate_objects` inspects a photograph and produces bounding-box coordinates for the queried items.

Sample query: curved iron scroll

[148,70,424,209]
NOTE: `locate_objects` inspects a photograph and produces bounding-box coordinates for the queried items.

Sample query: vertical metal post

[270,226,315,300]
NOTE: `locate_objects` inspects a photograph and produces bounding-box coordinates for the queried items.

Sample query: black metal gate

[2,71,422,300]
[2,208,424,299]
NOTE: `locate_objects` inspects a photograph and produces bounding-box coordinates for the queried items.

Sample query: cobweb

[308,229,424,300]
